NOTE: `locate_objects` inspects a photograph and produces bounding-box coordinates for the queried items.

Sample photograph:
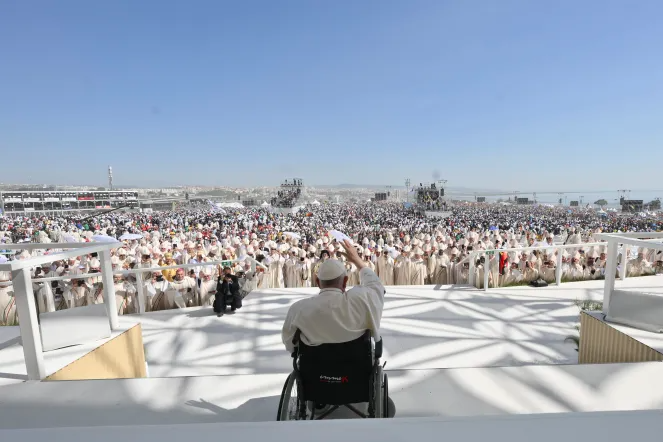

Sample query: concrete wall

[579,312,663,364]
[45,324,146,381]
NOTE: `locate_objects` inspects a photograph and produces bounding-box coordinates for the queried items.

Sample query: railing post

[135,272,146,314]
[468,254,476,287]
[555,247,563,286]
[603,241,618,317]
[44,283,56,312]
[619,244,627,280]
[99,250,119,330]
[11,267,46,380]
[484,252,490,291]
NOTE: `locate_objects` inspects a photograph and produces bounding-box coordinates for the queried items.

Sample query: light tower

[405,178,411,203]
[108,166,113,190]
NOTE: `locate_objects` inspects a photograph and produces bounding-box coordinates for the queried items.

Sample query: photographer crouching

[213,266,242,316]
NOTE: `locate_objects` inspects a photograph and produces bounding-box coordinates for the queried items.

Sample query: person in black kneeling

[214,266,242,315]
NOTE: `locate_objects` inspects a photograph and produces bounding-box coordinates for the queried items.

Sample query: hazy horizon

[2,1,663,190]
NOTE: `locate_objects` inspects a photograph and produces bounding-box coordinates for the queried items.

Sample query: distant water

[447,190,662,208]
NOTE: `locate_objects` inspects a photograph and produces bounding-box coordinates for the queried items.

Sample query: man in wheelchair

[278,239,390,420]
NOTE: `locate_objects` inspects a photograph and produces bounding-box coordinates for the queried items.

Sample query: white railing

[0,241,120,380]
[593,232,663,318]
[0,241,266,380]
[25,257,266,315]
[467,242,605,291]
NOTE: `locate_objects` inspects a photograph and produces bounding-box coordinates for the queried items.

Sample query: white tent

[215,202,244,209]
[311,200,321,206]
[261,201,270,207]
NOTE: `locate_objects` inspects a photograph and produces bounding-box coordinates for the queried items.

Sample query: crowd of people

[1,202,662,325]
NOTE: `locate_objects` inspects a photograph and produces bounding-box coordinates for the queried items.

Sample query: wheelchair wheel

[382,373,390,418]
[369,365,383,418]
[277,371,309,421]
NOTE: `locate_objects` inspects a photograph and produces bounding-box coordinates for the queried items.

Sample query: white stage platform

[0,362,661,428]
[136,276,661,377]
[135,281,603,378]
[1,276,662,428]
[1,276,661,383]
[3,410,663,442]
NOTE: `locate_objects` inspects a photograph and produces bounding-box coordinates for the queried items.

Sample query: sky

[1,0,663,192]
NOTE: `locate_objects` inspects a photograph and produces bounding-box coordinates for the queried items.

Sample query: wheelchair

[277,329,389,420]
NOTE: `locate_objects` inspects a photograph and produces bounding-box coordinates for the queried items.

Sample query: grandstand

[0,190,139,214]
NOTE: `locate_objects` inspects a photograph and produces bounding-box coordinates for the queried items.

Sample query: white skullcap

[140,247,151,255]
[299,249,306,258]
[110,256,120,265]
[317,259,346,281]
[90,258,101,268]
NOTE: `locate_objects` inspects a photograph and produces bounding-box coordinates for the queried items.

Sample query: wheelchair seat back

[297,331,373,405]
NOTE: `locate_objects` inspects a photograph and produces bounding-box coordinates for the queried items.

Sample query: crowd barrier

[15,258,265,315]
[464,237,663,291]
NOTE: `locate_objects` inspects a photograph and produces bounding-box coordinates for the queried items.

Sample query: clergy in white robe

[199,267,218,306]
[376,250,395,286]
[410,248,428,285]
[346,261,361,287]
[425,248,437,285]
[394,247,412,285]
[0,264,17,326]
[269,250,285,288]
[114,275,137,315]
[283,249,299,288]
[433,251,450,285]
[540,259,556,283]
[296,249,311,288]
[567,255,584,281]
[145,271,171,311]
[169,268,198,307]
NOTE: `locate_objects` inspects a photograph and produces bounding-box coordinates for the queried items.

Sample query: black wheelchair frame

[276,329,389,420]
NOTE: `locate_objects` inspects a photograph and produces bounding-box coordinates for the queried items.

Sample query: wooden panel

[45,324,146,381]
[579,312,663,364]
